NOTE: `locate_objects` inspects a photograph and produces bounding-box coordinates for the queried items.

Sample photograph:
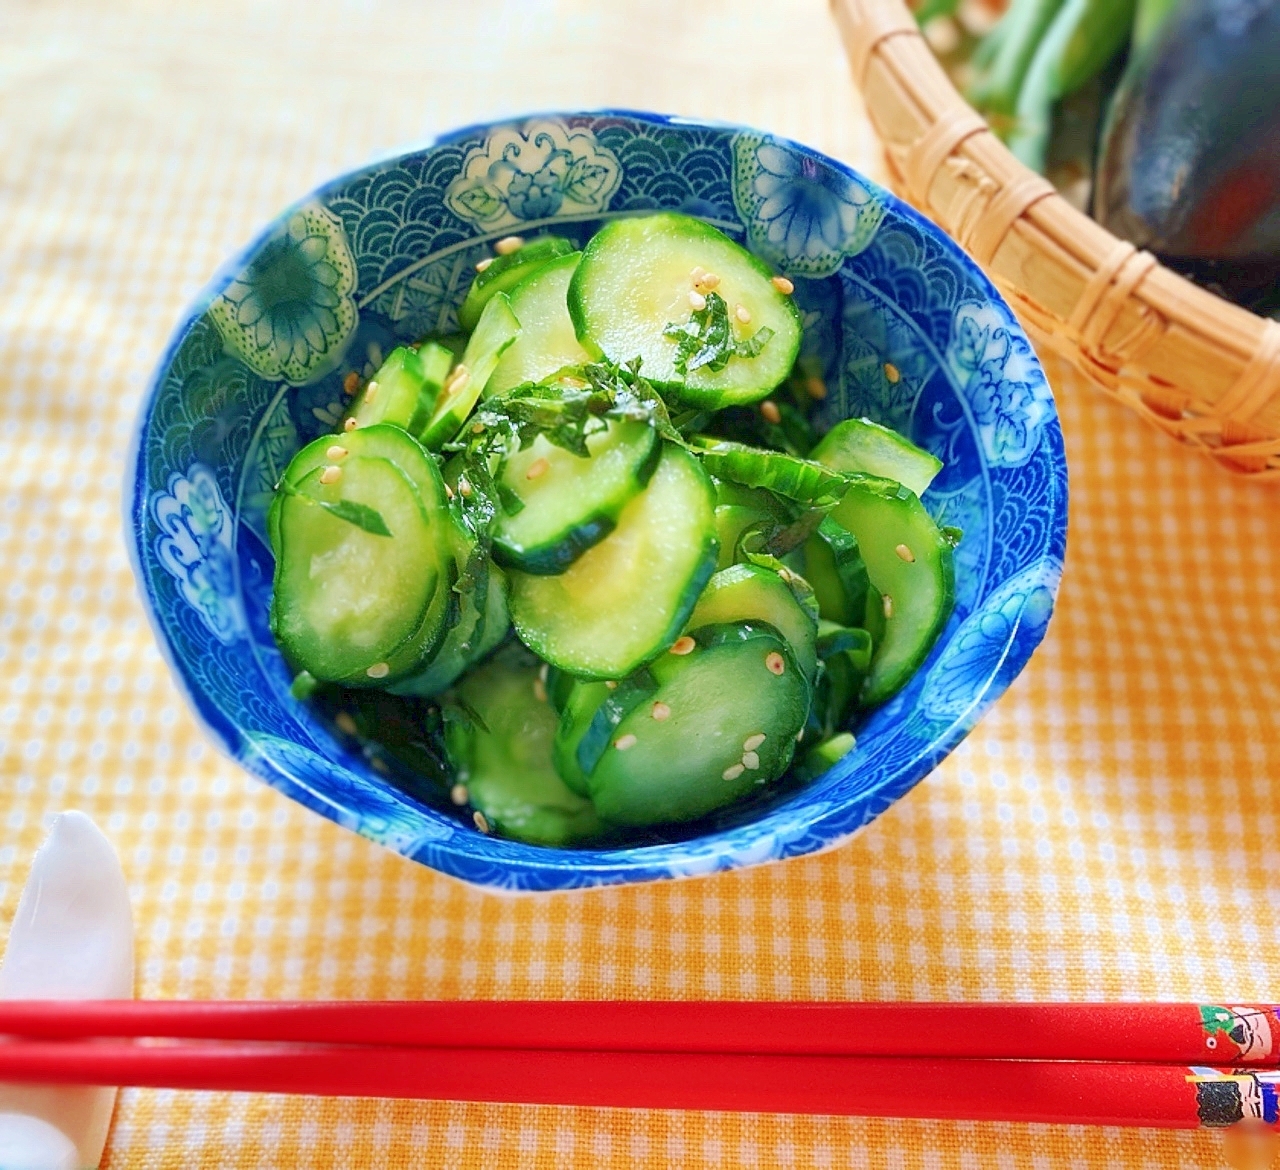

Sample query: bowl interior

[128,111,1067,891]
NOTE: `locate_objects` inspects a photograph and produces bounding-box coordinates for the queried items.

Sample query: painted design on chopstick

[1188,1068,1280,1127]
[1200,1006,1278,1063]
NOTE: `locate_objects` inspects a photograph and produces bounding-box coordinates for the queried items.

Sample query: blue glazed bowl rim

[125,108,1069,890]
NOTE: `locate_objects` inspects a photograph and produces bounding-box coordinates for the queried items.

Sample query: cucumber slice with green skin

[271,459,440,685]
[795,732,856,782]
[803,516,870,628]
[270,425,457,684]
[686,563,818,680]
[584,622,809,827]
[567,213,802,407]
[456,236,575,333]
[544,665,577,716]
[693,438,847,507]
[827,475,955,706]
[416,340,455,404]
[420,293,520,450]
[711,477,791,571]
[493,418,660,574]
[508,445,719,679]
[445,644,602,846]
[551,679,613,797]
[485,253,593,398]
[812,418,943,498]
[346,346,433,435]
[389,555,510,698]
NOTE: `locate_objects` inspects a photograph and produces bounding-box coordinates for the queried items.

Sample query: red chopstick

[0,1040,1257,1128]
[0,1000,1275,1066]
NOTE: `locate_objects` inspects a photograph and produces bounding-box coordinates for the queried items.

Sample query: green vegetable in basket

[1005,0,1138,172]
[966,0,1067,119]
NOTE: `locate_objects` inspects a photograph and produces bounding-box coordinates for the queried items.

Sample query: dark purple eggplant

[1094,0,1280,278]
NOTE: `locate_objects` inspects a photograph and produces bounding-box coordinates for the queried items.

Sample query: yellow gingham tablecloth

[2,1,1278,1165]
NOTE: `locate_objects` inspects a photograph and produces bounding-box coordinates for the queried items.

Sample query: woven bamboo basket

[831,0,1280,480]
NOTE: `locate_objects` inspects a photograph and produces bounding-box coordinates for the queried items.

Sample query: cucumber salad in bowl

[269,212,958,847]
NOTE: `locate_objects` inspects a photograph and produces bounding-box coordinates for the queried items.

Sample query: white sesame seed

[806,377,827,400]
[605,680,618,690]
[371,757,390,775]
[343,417,359,432]
[533,677,548,703]
[366,662,390,679]
[735,303,751,323]
[334,711,358,736]
[459,477,472,497]
[473,810,490,833]
[884,362,901,384]
[722,763,745,781]
[771,275,794,295]
[364,380,379,401]
[326,444,348,461]
[539,663,549,683]
[319,465,342,484]
[765,652,786,676]
[895,543,916,563]
[450,783,469,805]
[797,729,805,741]
[760,400,782,424]
[690,266,706,282]
[615,734,638,751]
[525,457,550,481]
[700,272,720,290]
[670,636,696,656]
[651,701,671,721]
[883,594,895,619]
[742,751,760,770]
[495,235,524,255]
[688,290,707,311]
[446,364,469,394]
[444,483,455,500]
[476,257,494,272]
[343,371,361,395]
[472,421,485,434]
[743,733,766,752]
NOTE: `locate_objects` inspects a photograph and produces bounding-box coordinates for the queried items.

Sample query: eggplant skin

[1094,0,1280,264]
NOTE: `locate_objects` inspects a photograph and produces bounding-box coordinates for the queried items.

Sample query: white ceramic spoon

[0,812,134,1170]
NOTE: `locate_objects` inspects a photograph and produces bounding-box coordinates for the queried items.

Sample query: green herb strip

[281,484,393,538]
[663,291,775,378]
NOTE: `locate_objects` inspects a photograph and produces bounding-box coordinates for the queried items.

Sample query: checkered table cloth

[1,0,1277,1165]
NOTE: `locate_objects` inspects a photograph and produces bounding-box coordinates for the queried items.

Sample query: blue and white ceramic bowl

[126,111,1068,892]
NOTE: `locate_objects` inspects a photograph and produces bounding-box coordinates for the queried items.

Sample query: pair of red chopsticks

[1,1000,1276,1128]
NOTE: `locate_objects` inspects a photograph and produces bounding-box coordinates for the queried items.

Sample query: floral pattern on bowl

[126,111,1068,892]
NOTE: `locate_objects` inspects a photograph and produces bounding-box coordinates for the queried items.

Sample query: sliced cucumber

[270,425,455,685]
[693,438,847,507]
[271,459,439,684]
[420,293,520,450]
[827,476,955,705]
[508,445,718,678]
[457,236,575,332]
[567,213,802,407]
[812,418,942,498]
[486,253,592,397]
[445,644,602,846]
[686,563,818,679]
[551,679,613,797]
[389,552,510,698]
[544,665,577,716]
[711,478,789,572]
[493,417,660,574]
[584,622,809,826]
[803,516,870,628]
[346,346,434,434]
[416,340,455,407]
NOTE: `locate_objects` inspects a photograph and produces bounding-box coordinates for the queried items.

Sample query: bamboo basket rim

[831,0,1280,481]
